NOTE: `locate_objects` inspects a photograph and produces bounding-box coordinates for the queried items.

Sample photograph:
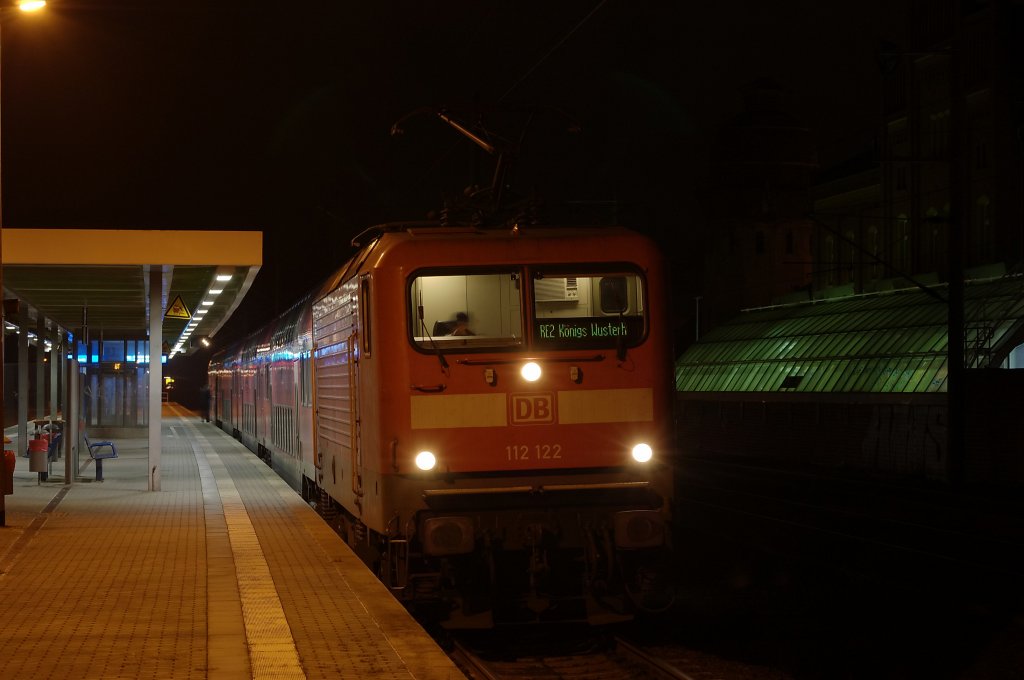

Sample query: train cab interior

[410,269,647,351]
[431,320,458,336]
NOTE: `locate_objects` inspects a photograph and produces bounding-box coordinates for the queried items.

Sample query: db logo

[510,393,555,424]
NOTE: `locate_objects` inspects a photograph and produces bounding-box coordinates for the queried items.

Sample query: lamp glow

[521,362,542,382]
[415,451,436,471]
[216,274,233,282]
[631,443,653,463]
[19,1,46,12]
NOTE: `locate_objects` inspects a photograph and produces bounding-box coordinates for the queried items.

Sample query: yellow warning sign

[165,295,191,320]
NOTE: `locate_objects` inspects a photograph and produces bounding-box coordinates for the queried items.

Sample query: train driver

[449,311,475,336]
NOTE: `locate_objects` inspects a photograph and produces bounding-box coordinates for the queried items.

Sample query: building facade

[815,0,1024,293]
[701,78,818,328]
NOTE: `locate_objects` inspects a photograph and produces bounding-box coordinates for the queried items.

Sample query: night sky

[3,0,907,348]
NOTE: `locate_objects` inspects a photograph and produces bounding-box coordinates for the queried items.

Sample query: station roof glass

[675,274,1024,394]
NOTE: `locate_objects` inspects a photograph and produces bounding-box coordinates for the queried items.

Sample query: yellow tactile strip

[191,434,251,679]
[188,426,306,679]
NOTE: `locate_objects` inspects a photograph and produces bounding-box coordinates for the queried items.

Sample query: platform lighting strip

[1,323,55,350]
[172,271,233,356]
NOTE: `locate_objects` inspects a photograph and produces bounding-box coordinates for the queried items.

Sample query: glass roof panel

[675,276,1024,393]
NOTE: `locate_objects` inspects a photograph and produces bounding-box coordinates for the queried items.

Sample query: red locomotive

[209,221,674,626]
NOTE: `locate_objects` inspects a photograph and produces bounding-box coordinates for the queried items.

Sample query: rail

[449,634,700,680]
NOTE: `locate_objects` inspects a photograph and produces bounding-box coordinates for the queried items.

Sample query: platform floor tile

[0,414,464,679]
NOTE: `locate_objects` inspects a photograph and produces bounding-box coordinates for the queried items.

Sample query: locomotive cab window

[532,268,646,349]
[409,271,524,350]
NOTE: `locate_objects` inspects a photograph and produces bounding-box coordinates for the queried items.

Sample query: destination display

[533,316,644,349]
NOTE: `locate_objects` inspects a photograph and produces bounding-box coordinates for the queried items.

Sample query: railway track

[675,455,1024,591]
[449,633,785,680]
[664,455,1024,677]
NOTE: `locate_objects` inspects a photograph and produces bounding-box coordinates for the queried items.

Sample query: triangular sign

[165,295,191,320]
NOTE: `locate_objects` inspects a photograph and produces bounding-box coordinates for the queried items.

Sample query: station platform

[0,404,464,680]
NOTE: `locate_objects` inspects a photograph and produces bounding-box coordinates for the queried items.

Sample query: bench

[84,434,118,481]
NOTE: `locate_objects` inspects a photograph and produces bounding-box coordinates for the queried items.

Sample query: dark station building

[679,0,1024,487]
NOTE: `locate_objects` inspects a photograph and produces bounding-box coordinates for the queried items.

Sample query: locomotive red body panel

[210,223,675,625]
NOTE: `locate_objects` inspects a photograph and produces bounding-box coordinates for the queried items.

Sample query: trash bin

[2,449,14,495]
[28,438,48,473]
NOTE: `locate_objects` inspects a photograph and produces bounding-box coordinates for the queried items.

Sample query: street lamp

[0,0,45,482]
[2,1,46,220]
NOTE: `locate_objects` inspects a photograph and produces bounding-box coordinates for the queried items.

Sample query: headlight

[415,450,436,471]
[631,443,653,463]
[521,362,542,382]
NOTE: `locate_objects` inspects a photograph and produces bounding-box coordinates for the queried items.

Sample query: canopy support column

[148,267,162,491]
[35,315,45,422]
[64,356,78,485]
[17,303,28,458]
[49,326,58,429]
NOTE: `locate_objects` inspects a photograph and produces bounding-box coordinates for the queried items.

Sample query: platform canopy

[676,274,1024,394]
[1,228,262,353]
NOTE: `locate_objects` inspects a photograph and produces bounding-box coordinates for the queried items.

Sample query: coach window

[359,275,372,357]
[299,349,312,407]
[532,268,647,350]
[409,270,524,350]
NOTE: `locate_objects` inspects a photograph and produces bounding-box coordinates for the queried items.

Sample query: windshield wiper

[615,312,628,362]
[418,305,450,370]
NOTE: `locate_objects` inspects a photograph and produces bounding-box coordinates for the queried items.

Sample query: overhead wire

[498,0,610,104]
[412,1,612,193]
